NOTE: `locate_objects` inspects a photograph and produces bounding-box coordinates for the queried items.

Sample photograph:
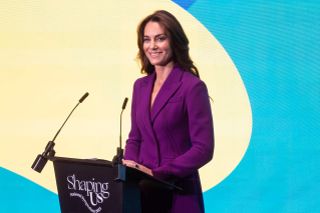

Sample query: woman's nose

[151,41,158,49]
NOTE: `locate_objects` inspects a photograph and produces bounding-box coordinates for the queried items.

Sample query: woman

[123,10,214,213]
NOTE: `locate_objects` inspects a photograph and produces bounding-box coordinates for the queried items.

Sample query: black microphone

[122,97,128,110]
[31,92,89,173]
[112,97,128,165]
[79,92,89,103]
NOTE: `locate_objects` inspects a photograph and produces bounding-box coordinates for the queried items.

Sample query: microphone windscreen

[79,92,89,103]
[122,97,129,109]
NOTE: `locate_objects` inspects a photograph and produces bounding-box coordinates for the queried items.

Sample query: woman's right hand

[122,159,153,176]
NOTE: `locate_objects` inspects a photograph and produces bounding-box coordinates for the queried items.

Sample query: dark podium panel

[50,157,175,213]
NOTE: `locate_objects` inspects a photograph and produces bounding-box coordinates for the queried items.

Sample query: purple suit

[124,65,214,213]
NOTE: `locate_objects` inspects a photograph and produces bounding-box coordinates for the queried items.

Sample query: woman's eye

[143,38,150,42]
[157,36,166,41]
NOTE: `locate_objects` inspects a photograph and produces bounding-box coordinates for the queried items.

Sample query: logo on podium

[67,174,111,213]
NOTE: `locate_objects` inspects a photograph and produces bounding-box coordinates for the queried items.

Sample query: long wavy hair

[137,10,199,77]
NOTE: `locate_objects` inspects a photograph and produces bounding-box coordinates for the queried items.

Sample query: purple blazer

[124,66,214,213]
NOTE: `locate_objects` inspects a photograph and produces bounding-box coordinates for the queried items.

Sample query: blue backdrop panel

[0,167,60,212]
[173,1,319,212]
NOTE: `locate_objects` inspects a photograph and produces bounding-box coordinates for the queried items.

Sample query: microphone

[79,92,89,103]
[31,92,89,173]
[112,97,128,165]
[122,97,128,110]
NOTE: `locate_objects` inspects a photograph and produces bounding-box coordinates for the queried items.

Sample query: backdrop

[0,1,319,212]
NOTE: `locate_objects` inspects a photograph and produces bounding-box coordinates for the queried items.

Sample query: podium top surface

[48,156,113,167]
[49,156,182,191]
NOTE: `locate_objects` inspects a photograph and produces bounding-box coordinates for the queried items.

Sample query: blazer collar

[150,65,183,122]
[139,65,184,125]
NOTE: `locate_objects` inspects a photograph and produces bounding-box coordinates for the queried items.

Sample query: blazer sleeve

[152,81,214,179]
[124,80,141,161]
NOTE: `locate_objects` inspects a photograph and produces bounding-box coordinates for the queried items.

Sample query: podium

[49,156,177,213]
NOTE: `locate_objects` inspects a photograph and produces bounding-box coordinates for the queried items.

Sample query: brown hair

[137,10,199,77]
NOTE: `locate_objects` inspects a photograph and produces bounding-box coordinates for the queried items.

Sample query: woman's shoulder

[181,69,205,88]
[133,73,153,87]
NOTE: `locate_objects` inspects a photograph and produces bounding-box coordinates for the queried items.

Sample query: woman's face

[143,21,173,68]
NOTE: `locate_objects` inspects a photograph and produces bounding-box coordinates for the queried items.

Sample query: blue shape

[172,0,196,9]
[0,167,60,213]
[182,1,320,212]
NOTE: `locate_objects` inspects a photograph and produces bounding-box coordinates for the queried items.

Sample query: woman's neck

[154,62,174,84]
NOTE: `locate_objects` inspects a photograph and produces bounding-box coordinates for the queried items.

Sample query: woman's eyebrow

[144,33,166,37]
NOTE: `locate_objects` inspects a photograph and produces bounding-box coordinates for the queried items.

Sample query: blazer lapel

[151,66,183,122]
[139,73,157,135]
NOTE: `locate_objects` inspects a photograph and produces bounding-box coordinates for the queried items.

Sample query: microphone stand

[31,92,89,173]
[112,97,128,165]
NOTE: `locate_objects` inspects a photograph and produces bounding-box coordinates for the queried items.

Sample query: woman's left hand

[122,159,153,176]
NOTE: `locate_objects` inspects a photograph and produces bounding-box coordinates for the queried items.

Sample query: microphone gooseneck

[120,97,128,149]
[53,92,89,142]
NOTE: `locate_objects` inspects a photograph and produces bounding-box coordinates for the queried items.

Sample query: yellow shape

[0,0,251,192]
